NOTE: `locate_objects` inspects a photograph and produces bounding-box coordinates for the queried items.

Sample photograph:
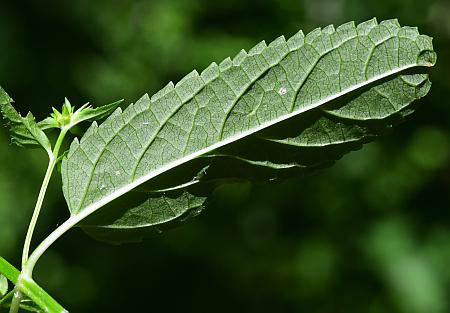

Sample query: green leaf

[0,274,7,298]
[70,99,124,126]
[62,18,436,243]
[37,117,59,130]
[0,86,52,153]
[82,190,206,243]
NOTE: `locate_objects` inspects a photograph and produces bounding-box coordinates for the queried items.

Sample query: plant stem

[21,157,55,268]
[11,129,68,313]
[22,215,78,278]
[0,257,66,313]
[21,129,67,268]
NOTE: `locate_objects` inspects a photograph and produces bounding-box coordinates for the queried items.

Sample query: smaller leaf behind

[82,190,206,243]
[0,86,51,153]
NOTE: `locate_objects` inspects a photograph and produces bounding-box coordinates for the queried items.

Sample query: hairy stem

[21,129,67,268]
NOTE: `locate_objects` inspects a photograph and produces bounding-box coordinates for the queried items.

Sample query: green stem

[21,158,55,269]
[21,129,67,268]
[7,129,68,313]
[21,215,78,278]
[0,257,66,313]
[8,288,22,313]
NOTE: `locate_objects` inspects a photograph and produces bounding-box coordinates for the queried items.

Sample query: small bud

[51,99,76,128]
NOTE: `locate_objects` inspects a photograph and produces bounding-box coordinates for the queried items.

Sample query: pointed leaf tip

[70,99,123,128]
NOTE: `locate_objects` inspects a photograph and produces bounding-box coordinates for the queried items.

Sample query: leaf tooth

[248,40,267,55]
[268,35,286,48]
[200,62,219,83]
[368,21,398,44]
[122,94,150,122]
[79,121,98,145]
[92,105,123,137]
[176,70,200,88]
[219,57,232,71]
[322,24,335,35]
[310,26,335,53]
[175,70,204,102]
[305,27,322,44]
[0,86,13,104]
[232,49,248,66]
[263,36,289,66]
[333,21,357,44]
[135,93,151,111]
[109,106,123,118]
[380,18,401,29]
[378,19,402,38]
[151,81,175,102]
[71,137,80,148]
[336,20,356,32]
[357,18,378,35]
[287,29,305,51]
[398,26,420,40]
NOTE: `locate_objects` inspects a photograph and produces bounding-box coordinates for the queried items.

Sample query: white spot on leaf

[278,87,287,96]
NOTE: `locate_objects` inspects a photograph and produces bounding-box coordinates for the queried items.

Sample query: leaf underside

[62,18,436,243]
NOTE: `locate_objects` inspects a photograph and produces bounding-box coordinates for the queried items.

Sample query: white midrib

[25,62,426,273]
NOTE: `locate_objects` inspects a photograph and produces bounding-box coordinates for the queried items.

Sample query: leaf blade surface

[62,18,436,242]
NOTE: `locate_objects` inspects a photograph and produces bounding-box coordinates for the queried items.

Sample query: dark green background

[1,0,449,312]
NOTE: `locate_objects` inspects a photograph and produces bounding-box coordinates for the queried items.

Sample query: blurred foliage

[0,0,449,312]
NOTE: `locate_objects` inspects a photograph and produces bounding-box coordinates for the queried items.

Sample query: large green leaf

[62,18,436,243]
